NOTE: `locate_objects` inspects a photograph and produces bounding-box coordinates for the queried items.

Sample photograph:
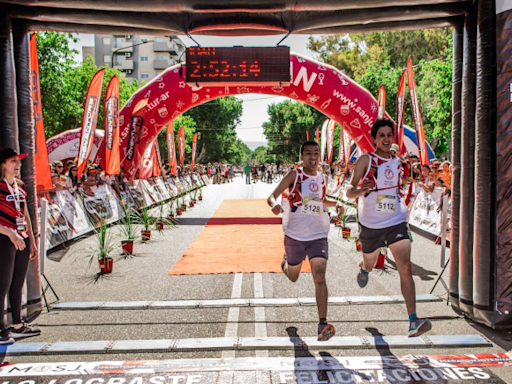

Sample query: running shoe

[357,268,369,288]
[408,318,432,337]
[318,323,335,341]
[0,334,14,345]
[10,324,41,339]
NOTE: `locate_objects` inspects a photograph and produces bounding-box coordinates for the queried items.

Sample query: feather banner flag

[326,119,336,164]
[306,131,309,141]
[407,56,428,166]
[153,140,162,177]
[76,69,105,179]
[104,76,120,175]
[191,132,198,170]
[315,127,319,143]
[377,86,386,120]
[167,124,177,176]
[177,126,185,167]
[29,33,52,192]
[395,70,407,156]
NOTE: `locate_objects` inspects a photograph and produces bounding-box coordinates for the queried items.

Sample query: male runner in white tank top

[346,119,432,337]
[268,141,340,341]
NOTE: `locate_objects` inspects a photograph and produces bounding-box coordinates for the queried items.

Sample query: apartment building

[91,35,186,83]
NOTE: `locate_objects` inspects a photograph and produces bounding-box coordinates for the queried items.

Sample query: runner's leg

[388,239,416,316]
[360,249,380,272]
[310,257,328,319]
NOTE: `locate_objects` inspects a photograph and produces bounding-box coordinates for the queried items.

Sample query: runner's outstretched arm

[268,170,297,215]
[346,155,372,199]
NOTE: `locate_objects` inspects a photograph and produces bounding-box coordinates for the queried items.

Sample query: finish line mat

[168,199,311,275]
[1,352,510,383]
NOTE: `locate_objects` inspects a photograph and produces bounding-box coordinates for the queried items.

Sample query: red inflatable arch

[118,53,378,179]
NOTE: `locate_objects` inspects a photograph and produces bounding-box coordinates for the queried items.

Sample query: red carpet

[168,199,311,275]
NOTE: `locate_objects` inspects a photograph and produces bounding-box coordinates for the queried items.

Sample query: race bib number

[375,194,396,213]
[301,197,323,215]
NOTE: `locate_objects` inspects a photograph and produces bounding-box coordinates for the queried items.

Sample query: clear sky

[71,33,318,150]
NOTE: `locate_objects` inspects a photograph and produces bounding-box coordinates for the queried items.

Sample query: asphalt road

[2,175,511,384]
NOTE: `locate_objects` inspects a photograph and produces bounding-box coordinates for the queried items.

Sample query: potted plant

[181,194,187,211]
[85,220,115,274]
[355,238,362,251]
[155,202,166,230]
[135,207,153,241]
[198,188,203,201]
[167,198,176,220]
[375,247,387,268]
[339,205,353,239]
[189,189,198,207]
[120,199,137,255]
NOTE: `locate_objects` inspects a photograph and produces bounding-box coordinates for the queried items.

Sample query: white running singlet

[357,152,408,229]
[282,169,330,241]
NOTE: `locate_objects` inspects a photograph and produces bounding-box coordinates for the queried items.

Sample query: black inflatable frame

[0,0,510,329]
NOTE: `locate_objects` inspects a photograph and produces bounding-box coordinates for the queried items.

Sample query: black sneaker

[10,324,41,339]
[357,268,369,288]
[0,334,14,345]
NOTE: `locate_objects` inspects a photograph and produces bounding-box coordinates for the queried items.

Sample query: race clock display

[186,46,290,86]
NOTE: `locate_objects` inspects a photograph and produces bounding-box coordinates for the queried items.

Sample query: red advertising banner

[104,76,120,175]
[77,68,105,179]
[177,126,185,167]
[191,132,197,170]
[338,124,345,164]
[167,125,177,176]
[153,140,162,177]
[29,33,52,192]
[407,56,428,166]
[396,69,407,156]
[315,127,319,143]
[139,140,154,179]
[326,119,336,164]
[342,123,351,165]
[306,131,309,141]
[122,97,148,179]
[377,85,386,120]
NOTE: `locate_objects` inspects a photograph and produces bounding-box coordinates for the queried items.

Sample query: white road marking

[254,273,268,358]
[221,273,243,358]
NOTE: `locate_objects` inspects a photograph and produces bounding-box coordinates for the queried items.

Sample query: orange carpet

[168,199,311,275]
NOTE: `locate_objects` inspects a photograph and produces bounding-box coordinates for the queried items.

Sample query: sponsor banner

[52,190,90,238]
[167,125,177,176]
[29,33,52,192]
[80,185,124,226]
[153,140,163,177]
[178,126,186,167]
[191,132,198,169]
[326,178,354,204]
[125,180,148,209]
[326,119,336,164]
[141,179,164,205]
[44,194,74,249]
[320,119,328,163]
[155,177,172,201]
[163,176,179,196]
[201,174,210,185]
[77,69,105,179]
[408,188,450,236]
[1,353,509,383]
[104,76,120,175]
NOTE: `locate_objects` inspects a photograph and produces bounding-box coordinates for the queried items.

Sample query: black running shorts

[358,222,412,254]
[284,236,329,266]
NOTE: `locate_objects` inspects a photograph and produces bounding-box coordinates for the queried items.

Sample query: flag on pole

[326,119,336,164]
[315,127,319,143]
[306,131,309,141]
[342,123,351,165]
[29,33,52,192]
[377,86,386,120]
[338,124,345,164]
[139,141,154,179]
[177,126,185,167]
[396,70,407,156]
[320,120,328,163]
[76,68,105,179]
[167,125,177,176]
[191,132,198,170]
[104,76,120,175]
[407,56,428,166]
[153,140,162,177]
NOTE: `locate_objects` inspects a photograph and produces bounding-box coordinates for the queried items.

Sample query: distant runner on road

[268,140,340,341]
[346,119,432,337]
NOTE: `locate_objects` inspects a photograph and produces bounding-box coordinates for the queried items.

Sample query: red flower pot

[168,213,175,220]
[141,230,151,241]
[182,205,187,211]
[342,228,351,239]
[199,196,203,201]
[99,258,113,274]
[176,209,182,216]
[355,239,362,251]
[189,202,194,208]
[155,221,164,230]
[333,218,339,226]
[121,240,134,255]
[375,248,386,268]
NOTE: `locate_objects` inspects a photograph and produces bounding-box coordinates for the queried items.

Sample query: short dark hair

[300,140,320,155]
[371,119,395,139]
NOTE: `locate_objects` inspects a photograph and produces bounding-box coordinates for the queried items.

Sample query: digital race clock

[185,46,290,86]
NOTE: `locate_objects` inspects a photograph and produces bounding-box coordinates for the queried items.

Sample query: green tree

[263,100,326,163]
[308,29,453,157]
[183,96,243,163]
[36,33,141,138]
